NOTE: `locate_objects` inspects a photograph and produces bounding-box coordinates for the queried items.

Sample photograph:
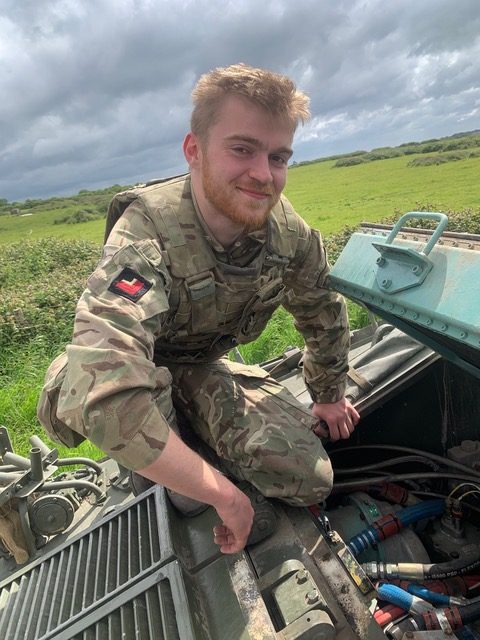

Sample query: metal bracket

[373,212,448,293]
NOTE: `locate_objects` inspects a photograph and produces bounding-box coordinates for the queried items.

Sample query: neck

[202,209,245,248]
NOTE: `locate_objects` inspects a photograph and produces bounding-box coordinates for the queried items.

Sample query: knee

[247,452,334,507]
[283,455,334,506]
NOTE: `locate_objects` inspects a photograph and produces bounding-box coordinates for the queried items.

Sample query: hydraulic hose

[374,603,405,627]
[347,499,444,557]
[330,444,480,480]
[334,472,480,492]
[388,601,480,638]
[377,583,433,614]
[392,577,476,598]
[378,581,465,607]
[364,545,480,581]
[334,455,440,475]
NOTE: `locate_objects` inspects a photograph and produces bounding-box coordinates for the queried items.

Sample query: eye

[231,145,251,156]
[270,154,288,167]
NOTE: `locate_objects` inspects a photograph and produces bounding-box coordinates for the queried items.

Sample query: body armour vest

[105,175,303,363]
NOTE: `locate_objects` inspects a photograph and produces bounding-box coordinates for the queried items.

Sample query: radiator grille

[0,489,179,640]
[70,572,181,640]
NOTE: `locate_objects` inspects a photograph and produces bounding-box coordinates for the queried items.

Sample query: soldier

[39,63,359,554]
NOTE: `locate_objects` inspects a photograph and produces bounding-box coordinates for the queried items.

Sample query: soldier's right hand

[212,487,254,554]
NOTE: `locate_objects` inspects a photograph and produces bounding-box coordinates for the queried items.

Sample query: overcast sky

[1,0,480,202]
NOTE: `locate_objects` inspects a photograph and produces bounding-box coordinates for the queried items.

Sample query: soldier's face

[187,96,294,231]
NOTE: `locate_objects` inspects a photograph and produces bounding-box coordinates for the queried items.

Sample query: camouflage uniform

[43,175,349,506]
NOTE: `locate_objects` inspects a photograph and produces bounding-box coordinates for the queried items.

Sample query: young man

[40,64,359,554]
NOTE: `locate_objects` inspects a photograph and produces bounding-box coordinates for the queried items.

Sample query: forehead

[209,95,295,147]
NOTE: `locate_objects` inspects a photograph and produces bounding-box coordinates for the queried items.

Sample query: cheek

[273,170,287,193]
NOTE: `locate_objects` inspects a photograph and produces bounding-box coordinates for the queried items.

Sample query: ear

[183,132,202,168]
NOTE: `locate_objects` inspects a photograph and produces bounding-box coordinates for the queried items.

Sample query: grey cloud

[1,0,479,201]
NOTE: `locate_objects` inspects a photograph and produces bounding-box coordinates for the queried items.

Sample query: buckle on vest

[186,272,216,301]
[264,253,290,266]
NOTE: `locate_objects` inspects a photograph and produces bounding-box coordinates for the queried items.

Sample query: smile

[236,187,272,199]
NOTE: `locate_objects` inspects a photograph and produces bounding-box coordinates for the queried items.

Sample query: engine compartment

[320,356,480,639]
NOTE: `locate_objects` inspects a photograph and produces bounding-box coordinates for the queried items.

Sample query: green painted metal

[373,212,448,294]
[328,212,480,376]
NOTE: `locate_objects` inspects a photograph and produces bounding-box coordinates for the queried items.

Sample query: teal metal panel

[328,214,480,374]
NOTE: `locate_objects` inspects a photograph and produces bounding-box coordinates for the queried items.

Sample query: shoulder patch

[108,267,152,302]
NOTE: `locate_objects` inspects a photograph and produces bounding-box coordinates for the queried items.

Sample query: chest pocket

[237,276,287,342]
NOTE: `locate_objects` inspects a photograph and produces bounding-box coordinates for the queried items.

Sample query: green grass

[0,209,106,244]
[0,340,101,460]
[284,155,480,234]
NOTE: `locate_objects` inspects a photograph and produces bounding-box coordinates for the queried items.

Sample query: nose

[248,153,273,185]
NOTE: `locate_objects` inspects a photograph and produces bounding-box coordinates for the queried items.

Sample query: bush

[408,149,480,167]
[54,209,104,225]
[0,238,101,351]
[334,156,366,167]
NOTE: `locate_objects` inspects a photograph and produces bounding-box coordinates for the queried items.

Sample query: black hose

[330,444,480,480]
[458,601,480,626]
[333,472,480,491]
[390,601,480,637]
[334,455,440,475]
[426,558,480,581]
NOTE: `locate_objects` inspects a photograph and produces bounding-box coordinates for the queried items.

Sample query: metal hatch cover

[328,212,480,379]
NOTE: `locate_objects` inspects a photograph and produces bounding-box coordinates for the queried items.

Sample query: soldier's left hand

[311,398,359,441]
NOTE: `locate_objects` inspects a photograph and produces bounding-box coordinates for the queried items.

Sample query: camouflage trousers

[157,358,333,507]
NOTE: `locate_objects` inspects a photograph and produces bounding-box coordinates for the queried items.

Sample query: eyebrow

[225,134,293,158]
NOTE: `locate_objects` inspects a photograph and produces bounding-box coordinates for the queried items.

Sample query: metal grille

[0,489,177,640]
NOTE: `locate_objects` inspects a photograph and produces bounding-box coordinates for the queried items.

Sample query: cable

[334,455,440,476]
[330,445,480,480]
[334,472,480,492]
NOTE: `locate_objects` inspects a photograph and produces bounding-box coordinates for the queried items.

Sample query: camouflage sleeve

[57,203,174,470]
[283,222,350,404]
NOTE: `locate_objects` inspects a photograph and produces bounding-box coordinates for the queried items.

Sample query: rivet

[440,324,448,332]
[381,279,392,289]
[411,265,421,274]
[412,312,419,319]
[460,331,467,339]
[376,257,386,266]
[426,319,432,326]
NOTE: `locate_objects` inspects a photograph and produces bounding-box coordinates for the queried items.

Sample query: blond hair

[191,63,310,140]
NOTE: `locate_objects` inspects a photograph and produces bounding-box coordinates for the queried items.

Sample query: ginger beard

[201,153,281,232]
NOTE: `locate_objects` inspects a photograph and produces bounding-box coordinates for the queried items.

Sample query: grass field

[2,141,480,460]
[285,155,480,234]
[2,153,480,245]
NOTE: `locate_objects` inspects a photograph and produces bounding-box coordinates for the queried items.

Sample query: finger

[350,406,360,425]
[327,423,341,441]
[220,541,245,554]
[213,530,233,546]
[313,423,329,438]
[213,524,229,535]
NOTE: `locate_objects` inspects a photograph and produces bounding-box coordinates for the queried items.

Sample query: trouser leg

[170,359,333,506]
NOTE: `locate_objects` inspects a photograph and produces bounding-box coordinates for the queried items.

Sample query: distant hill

[290,129,480,168]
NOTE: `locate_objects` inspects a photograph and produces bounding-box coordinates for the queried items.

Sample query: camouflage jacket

[56,175,349,468]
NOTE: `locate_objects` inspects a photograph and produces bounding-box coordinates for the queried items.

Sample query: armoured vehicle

[1,212,480,639]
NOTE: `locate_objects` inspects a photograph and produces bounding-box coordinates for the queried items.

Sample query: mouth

[236,186,273,200]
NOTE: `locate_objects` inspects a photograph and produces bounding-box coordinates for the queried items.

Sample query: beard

[201,157,281,232]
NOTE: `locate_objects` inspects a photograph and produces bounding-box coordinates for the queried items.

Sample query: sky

[1,0,480,202]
